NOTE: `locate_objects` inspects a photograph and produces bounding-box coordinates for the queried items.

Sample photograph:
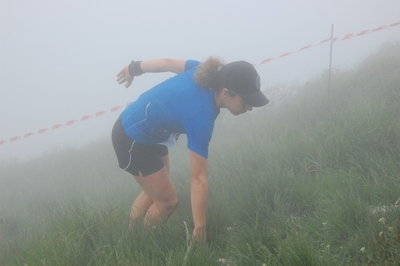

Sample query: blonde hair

[194,57,226,91]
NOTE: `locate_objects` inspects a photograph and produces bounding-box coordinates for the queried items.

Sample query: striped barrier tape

[0,102,132,146]
[256,21,400,65]
[1,21,399,146]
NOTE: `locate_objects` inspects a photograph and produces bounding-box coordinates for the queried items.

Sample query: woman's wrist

[128,60,144,77]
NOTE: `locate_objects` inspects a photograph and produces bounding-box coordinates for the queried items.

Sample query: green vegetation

[1,41,400,265]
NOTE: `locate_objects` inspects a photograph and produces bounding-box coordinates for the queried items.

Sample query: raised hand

[117,65,134,88]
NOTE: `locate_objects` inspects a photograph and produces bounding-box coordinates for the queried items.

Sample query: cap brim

[240,90,269,107]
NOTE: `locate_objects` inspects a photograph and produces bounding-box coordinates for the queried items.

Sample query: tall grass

[1,41,399,265]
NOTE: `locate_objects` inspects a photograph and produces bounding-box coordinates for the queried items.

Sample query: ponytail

[194,57,226,91]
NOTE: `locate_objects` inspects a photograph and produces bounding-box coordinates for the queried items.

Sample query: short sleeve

[183,110,215,159]
[185,60,201,71]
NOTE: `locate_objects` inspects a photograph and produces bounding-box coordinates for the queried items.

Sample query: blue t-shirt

[121,60,220,158]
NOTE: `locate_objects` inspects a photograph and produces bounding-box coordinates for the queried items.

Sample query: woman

[113,57,268,242]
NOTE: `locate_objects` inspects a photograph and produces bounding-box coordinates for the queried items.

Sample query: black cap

[218,61,269,107]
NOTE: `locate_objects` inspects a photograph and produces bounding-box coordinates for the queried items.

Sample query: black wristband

[128,60,144,77]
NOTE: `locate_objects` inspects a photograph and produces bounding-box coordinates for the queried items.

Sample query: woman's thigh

[133,161,177,204]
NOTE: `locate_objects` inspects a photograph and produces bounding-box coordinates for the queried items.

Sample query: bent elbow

[191,174,208,189]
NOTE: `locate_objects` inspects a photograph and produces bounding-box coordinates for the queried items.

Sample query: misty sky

[1,0,399,161]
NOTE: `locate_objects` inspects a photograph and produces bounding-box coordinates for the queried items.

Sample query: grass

[1,41,400,265]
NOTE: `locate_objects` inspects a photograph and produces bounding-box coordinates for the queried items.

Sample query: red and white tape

[0,102,132,146]
[255,21,400,65]
[1,21,399,147]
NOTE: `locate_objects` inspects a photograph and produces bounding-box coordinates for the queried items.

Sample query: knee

[166,197,179,212]
[161,197,179,215]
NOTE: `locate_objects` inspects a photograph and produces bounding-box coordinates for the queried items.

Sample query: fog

[1,0,399,161]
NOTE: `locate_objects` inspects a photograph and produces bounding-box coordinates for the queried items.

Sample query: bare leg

[130,155,177,228]
[162,155,170,175]
[129,191,153,231]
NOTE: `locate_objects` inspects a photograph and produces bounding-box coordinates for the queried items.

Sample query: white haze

[1,0,399,161]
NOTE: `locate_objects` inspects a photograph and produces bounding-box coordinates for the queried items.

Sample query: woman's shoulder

[185,60,201,71]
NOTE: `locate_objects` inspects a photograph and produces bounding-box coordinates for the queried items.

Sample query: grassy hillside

[1,41,399,265]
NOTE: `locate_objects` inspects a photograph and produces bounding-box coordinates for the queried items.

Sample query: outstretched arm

[117,58,186,88]
[140,58,186,74]
[189,150,208,242]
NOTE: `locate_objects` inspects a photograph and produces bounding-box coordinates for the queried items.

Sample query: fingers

[116,65,134,88]
[117,66,129,80]
[125,79,133,88]
[117,76,133,87]
[117,65,129,76]
[117,69,127,82]
[118,76,133,88]
[117,69,124,77]
[192,227,206,243]
[117,75,127,84]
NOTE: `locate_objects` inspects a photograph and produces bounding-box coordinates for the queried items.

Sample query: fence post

[328,24,334,106]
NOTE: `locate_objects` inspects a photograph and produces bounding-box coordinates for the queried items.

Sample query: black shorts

[112,115,168,176]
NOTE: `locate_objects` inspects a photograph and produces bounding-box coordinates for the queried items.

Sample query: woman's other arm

[189,150,208,242]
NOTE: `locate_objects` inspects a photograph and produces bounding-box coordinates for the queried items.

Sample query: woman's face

[225,93,253,116]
